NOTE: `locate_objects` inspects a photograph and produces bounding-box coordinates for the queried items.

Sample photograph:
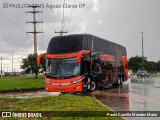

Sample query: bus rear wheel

[118,77,123,85]
[113,77,122,87]
[118,77,123,86]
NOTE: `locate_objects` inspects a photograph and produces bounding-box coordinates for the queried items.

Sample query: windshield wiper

[61,74,79,78]
[46,73,59,78]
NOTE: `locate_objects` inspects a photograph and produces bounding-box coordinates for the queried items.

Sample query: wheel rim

[118,77,122,85]
[91,81,96,91]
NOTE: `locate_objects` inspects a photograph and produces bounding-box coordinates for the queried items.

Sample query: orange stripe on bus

[100,54,115,62]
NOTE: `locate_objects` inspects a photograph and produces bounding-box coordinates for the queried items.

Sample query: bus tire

[113,77,121,87]
[120,77,123,85]
[118,77,123,85]
[91,80,97,91]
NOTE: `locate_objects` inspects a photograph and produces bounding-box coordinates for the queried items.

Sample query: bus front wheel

[91,80,97,91]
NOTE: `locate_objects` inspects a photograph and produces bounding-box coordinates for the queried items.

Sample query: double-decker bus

[37,34,128,92]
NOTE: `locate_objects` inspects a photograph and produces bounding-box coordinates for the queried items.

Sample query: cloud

[1,0,160,72]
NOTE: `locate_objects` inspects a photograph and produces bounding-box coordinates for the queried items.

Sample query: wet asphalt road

[91,76,160,120]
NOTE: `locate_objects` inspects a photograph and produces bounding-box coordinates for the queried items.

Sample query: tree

[128,56,144,72]
[128,55,158,74]
[145,61,157,73]
[39,56,46,73]
[21,54,40,78]
[156,60,160,72]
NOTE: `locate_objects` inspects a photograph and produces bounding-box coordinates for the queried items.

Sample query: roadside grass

[0,94,123,120]
[0,76,123,120]
[0,76,44,92]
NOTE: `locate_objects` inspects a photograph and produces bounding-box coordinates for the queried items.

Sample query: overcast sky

[0,0,160,72]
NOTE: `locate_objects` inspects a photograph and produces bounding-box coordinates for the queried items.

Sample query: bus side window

[93,60,101,72]
[81,55,90,75]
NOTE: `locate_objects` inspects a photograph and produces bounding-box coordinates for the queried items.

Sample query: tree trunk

[34,73,38,78]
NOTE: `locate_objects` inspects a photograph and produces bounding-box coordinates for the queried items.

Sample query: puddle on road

[0,90,60,98]
[92,76,160,111]
[91,83,130,111]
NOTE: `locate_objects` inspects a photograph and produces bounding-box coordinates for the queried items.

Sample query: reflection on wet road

[91,76,160,119]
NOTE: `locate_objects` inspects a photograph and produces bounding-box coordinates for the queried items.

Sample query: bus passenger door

[81,55,91,91]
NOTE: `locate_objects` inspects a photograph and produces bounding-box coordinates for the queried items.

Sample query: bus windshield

[46,57,80,78]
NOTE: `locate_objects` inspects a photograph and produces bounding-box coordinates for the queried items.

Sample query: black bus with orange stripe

[37,34,128,92]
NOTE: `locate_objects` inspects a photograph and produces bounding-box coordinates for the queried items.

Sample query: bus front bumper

[45,76,84,92]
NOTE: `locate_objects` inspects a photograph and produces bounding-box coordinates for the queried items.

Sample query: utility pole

[1,58,2,78]
[55,0,67,35]
[26,6,43,54]
[140,32,144,70]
